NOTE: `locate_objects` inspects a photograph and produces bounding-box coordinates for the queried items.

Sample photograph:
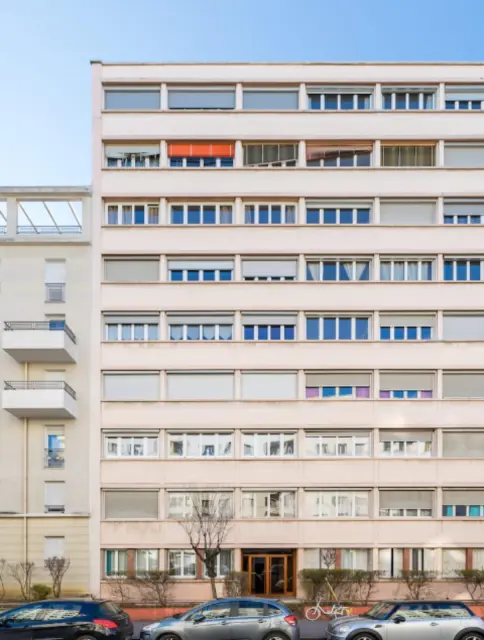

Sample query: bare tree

[8,562,35,601]
[135,571,173,606]
[107,574,132,606]
[400,570,436,599]
[0,559,6,601]
[177,492,233,599]
[321,549,337,570]
[45,557,71,598]
[455,569,484,602]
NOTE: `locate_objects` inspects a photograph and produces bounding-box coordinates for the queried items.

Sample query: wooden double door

[243,552,295,597]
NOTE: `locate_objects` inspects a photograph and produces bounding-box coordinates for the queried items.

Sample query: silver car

[327,600,484,640]
[141,597,299,640]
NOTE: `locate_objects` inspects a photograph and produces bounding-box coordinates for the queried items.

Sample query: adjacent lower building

[89,61,484,601]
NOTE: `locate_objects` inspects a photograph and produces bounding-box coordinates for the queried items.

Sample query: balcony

[3,322,77,363]
[44,448,65,469]
[3,381,77,419]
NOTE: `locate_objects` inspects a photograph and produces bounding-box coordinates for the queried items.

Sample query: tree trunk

[210,576,218,599]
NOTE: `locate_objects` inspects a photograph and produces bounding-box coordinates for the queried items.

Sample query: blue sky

[1,0,483,186]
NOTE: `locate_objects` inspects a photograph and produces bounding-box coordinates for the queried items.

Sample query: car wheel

[77,636,98,640]
[349,634,378,640]
[459,634,484,640]
[158,635,181,640]
[264,633,289,640]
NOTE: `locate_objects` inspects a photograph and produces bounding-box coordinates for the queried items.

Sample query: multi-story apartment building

[92,61,484,601]
[0,187,91,595]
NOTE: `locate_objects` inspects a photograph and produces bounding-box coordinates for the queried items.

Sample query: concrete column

[437,140,445,167]
[373,488,380,518]
[234,255,242,281]
[81,196,92,241]
[298,197,305,224]
[161,83,168,110]
[436,196,444,224]
[373,310,379,341]
[297,487,305,518]
[235,197,244,224]
[160,140,168,168]
[159,371,166,401]
[373,140,381,167]
[373,428,379,457]
[297,311,305,340]
[6,197,17,237]
[159,197,168,225]
[373,197,380,224]
[372,548,379,572]
[373,369,380,400]
[297,370,306,400]
[434,548,442,577]
[234,548,242,572]
[297,428,305,458]
[298,84,307,110]
[159,548,166,570]
[298,254,306,281]
[233,487,241,519]
[436,310,444,340]
[233,428,241,458]
[436,427,443,458]
[435,488,443,521]
[234,370,241,400]
[466,548,473,570]
[374,83,382,110]
[158,488,165,520]
[235,141,243,168]
[235,83,243,110]
[159,311,167,341]
[234,311,242,341]
[436,369,443,401]
[298,141,306,167]
[438,82,446,110]
[159,255,167,282]
[436,254,444,281]
[373,254,380,281]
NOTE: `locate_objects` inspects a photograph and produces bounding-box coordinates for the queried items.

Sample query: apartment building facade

[92,62,484,600]
[0,187,91,595]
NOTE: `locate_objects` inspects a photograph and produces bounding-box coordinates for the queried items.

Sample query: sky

[1,0,484,186]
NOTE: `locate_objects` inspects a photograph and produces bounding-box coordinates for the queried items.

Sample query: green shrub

[31,583,51,600]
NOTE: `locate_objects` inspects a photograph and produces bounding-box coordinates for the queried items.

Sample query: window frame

[443,504,484,517]
[105,146,160,168]
[444,258,484,282]
[168,267,233,282]
[242,432,296,458]
[305,205,371,225]
[381,144,436,167]
[380,324,433,341]
[243,143,298,168]
[243,322,295,341]
[169,157,234,168]
[169,322,233,341]
[203,550,233,578]
[379,508,433,518]
[306,259,372,282]
[241,491,296,519]
[168,492,233,519]
[382,89,436,110]
[105,203,160,225]
[104,549,128,577]
[169,203,234,225]
[308,91,373,111]
[305,385,371,400]
[104,321,159,342]
[379,258,434,282]
[104,435,159,459]
[244,203,297,225]
[306,315,370,340]
[379,438,432,458]
[307,490,370,518]
[135,549,159,575]
[104,87,161,111]
[305,433,371,457]
[168,549,197,578]
[167,432,233,459]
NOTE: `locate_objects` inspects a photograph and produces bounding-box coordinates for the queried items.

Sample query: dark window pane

[187,157,201,168]
[444,216,453,224]
[407,326,417,340]
[258,326,268,340]
[322,262,337,281]
[323,317,337,340]
[170,270,183,281]
[471,216,481,224]
[271,206,282,224]
[259,206,269,224]
[421,327,432,340]
[394,327,405,340]
[407,390,418,399]
[220,158,234,167]
[244,326,255,340]
[470,261,481,281]
[445,101,455,110]
[170,157,183,167]
[134,206,145,224]
[322,387,336,397]
[220,270,232,281]
[324,95,338,110]
[456,261,467,281]
[383,95,392,109]
[395,93,406,109]
[270,326,281,340]
[306,208,320,224]
[202,206,216,224]
[309,95,320,110]
[306,318,320,340]
[455,505,467,517]
[458,101,469,110]
[341,95,354,110]
[235,601,266,618]
[408,93,419,109]
[171,206,184,224]
[471,101,481,110]
[444,261,454,281]
[340,209,353,224]
[323,209,337,224]
[457,215,468,224]
[187,206,201,224]
[187,270,199,281]
[203,157,216,167]
[357,208,370,224]
[340,387,352,396]
[339,154,354,167]
[355,318,369,340]
[380,327,391,340]
[393,390,404,399]
[357,95,370,109]
[284,326,295,340]
[357,153,371,167]
[338,317,352,340]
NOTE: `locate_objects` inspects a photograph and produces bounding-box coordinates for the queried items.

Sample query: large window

[443,314,484,340]
[168,314,233,341]
[105,144,160,168]
[379,549,435,577]
[305,372,371,399]
[445,87,484,110]
[444,143,484,168]
[443,491,484,517]
[442,549,466,578]
[244,203,296,225]
[168,88,235,110]
[444,258,484,281]
[443,432,484,457]
[379,314,434,341]
[382,89,435,110]
[104,259,159,283]
[243,144,298,167]
[306,143,372,167]
[166,372,234,401]
[241,372,297,400]
[168,432,233,458]
[243,90,299,110]
[135,550,159,575]
[307,89,372,111]
[104,87,161,110]
[168,550,196,577]
[243,433,295,457]
[305,432,371,457]
[306,203,371,225]
[380,259,433,281]
[242,492,296,518]
[104,314,159,341]
[243,313,296,341]
[104,434,159,458]
[170,203,233,225]
[106,203,159,225]
[168,259,233,282]
[381,145,435,167]
[379,490,433,517]
[379,372,434,400]
[103,373,159,401]
[306,259,371,281]
[203,550,233,577]
[168,492,233,518]
[304,548,370,570]
[104,491,159,519]
[380,200,436,225]
[444,200,484,225]
[242,260,297,281]
[306,315,369,340]
[306,491,369,518]
[379,431,433,457]
[105,550,128,576]
[168,143,234,168]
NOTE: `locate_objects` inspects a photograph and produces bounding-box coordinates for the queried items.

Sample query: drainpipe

[23,362,29,563]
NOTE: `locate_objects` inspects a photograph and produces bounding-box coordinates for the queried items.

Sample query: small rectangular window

[168,89,235,110]
[444,258,484,282]
[445,143,484,168]
[444,200,484,225]
[306,315,370,340]
[381,89,435,110]
[380,201,436,225]
[105,88,161,110]
[306,491,369,517]
[307,144,372,167]
[168,550,196,577]
[168,259,234,282]
[244,203,296,224]
[306,259,371,282]
[104,490,159,519]
[243,90,299,110]
[445,87,484,110]
[307,90,372,111]
[380,259,433,281]
[241,491,296,518]
[243,144,298,167]
[105,145,160,168]
[168,143,234,168]
[381,145,435,167]
[105,434,159,458]
[168,432,233,458]
[305,372,371,400]
[169,203,233,225]
[305,432,371,457]
[242,260,297,281]
[306,202,371,225]
[105,203,159,225]
[243,433,295,457]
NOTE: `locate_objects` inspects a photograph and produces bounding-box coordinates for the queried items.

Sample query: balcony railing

[45,283,65,303]
[4,321,76,344]
[44,504,65,514]
[4,381,77,399]
[44,448,65,469]
[17,225,82,235]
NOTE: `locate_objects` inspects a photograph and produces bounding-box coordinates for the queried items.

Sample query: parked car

[141,597,299,640]
[327,599,484,640]
[0,598,133,640]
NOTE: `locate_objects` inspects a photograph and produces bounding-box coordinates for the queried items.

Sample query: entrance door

[247,554,294,596]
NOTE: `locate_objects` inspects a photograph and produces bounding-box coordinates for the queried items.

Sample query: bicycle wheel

[305,607,321,621]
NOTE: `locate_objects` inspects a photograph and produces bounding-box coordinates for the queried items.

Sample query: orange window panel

[168,143,234,157]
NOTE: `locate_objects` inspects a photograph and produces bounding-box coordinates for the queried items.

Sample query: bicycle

[305,597,352,621]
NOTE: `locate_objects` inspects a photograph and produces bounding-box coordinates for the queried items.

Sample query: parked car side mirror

[393,615,406,624]
[193,614,206,623]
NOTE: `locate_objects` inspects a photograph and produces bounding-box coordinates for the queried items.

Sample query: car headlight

[142,623,159,631]
[335,624,350,635]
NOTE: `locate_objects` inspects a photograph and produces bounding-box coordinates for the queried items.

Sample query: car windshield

[363,602,395,620]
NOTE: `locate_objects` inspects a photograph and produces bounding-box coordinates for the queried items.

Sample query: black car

[0,599,133,640]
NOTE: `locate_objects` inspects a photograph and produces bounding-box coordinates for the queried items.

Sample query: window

[168,143,234,168]
[473,549,484,569]
[341,549,371,570]
[103,373,159,401]
[170,203,233,225]
[168,492,233,518]
[243,314,296,341]
[243,144,298,167]
[168,432,233,458]
[244,203,296,224]
[0,604,46,622]
[380,200,436,225]
[379,431,433,457]
[45,431,65,469]
[105,144,160,168]
[445,86,484,110]
[243,90,299,110]
[379,372,434,400]
[44,536,64,560]
[306,491,369,517]
[189,602,231,620]
[443,372,484,399]
[168,88,235,110]
[306,259,371,281]
[306,316,370,340]
[105,203,159,225]
[241,372,297,400]
[203,550,232,577]
[243,433,295,457]
[444,258,484,281]
[104,314,159,341]
[45,260,66,302]
[104,491,159,519]
[242,491,296,518]
[104,87,160,110]
[379,490,433,517]
[306,143,372,167]
[166,372,234,401]
[135,550,159,575]
[168,550,196,577]
[379,314,434,341]
[380,259,433,281]
[168,259,233,282]
[381,145,435,167]
[306,203,371,225]
[443,491,484,517]
[235,601,266,618]
[307,89,372,111]
[168,314,233,341]
[305,372,371,399]
[44,481,65,513]
[242,259,297,281]
[378,549,404,578]
[104,259,159,282]
[305,432,371,457]
[442,549,466,578]
[443,314,484,340]
[382,89,435,110]
[443,432,484,457]
[105,435,159,458]
[444,200,484,224]
[444,143,484,167]
[305,548,370,570]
